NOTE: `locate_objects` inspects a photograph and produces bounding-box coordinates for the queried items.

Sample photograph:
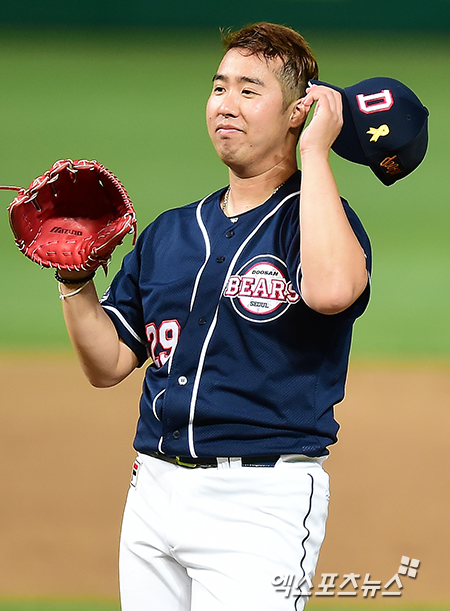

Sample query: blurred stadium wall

[0,0,449,31]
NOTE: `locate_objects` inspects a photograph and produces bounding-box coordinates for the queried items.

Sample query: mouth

[216,125,244,135]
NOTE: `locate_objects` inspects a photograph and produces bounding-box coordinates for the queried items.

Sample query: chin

[216,149,239,166]
[215,144,245,165]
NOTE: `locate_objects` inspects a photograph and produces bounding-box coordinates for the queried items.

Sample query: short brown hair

[222,22,319,110]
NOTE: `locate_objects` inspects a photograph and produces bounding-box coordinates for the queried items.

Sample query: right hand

[299,84,343,157]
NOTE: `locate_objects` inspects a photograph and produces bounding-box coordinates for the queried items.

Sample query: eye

[213,84,225,94]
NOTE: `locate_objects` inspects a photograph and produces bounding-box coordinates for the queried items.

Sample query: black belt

[149,453,280,468]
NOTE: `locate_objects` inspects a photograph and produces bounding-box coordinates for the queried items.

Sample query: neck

[223,161,297,216]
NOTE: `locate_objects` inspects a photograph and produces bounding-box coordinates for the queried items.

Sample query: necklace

[221,181,286,214]
[221,186,231,211]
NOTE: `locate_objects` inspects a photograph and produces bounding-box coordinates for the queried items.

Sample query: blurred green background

[0,23,448,360]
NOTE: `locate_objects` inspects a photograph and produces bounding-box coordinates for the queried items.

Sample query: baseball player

[55,22,371,611]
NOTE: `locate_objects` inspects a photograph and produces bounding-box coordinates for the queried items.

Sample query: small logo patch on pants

[130,457,142,488]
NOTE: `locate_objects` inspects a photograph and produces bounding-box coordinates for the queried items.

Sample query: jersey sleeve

[100,239,149,367]
[341,199,372,319]
[287,197,372,319]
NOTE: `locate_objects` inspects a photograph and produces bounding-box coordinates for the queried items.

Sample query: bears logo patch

[224,255,300,322]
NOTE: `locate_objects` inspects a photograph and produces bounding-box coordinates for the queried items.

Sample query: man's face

[206,49,297,177]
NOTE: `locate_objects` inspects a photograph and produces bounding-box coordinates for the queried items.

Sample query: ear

[289,99,308,129]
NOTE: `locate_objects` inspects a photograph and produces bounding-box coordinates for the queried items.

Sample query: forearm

[58,276,138,387]
[299,150,368,314]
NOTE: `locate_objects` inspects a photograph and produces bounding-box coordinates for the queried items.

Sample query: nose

[217,91,239,118]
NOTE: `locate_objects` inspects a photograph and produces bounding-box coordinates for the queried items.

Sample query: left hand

[299,85,343,156]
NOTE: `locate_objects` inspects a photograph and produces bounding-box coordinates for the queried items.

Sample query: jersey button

[172,430,181,440]
[198,317,207,325]
[178,375,188,386]
[216,256,225,263]
[225,230,235,238]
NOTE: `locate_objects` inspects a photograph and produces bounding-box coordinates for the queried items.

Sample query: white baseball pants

[119,453,329,611]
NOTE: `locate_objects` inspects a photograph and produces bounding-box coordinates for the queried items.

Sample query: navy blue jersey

[101,171,371,458]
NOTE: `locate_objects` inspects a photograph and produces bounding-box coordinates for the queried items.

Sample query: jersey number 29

[145,320,181,368]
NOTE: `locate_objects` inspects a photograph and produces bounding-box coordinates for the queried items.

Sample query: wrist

[55,269,96,285]
[300,145,331,163]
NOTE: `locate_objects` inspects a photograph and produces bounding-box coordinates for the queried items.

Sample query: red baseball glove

[3,159,137,273]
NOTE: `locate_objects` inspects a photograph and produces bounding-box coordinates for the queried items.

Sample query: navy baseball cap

[310,77,429,186]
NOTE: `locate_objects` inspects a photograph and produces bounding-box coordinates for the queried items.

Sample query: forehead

[215,48,283,85]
